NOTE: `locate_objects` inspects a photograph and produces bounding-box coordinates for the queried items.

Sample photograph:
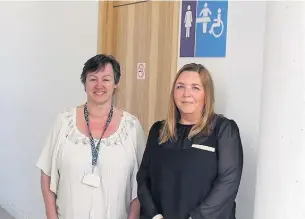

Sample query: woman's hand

[128,198,140,219]
[41,171,58,219]
[46,213,58,219]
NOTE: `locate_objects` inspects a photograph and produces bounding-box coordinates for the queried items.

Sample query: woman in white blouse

[36,54,146,219]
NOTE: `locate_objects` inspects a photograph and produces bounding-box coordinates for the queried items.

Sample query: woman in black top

[136,63,243,219]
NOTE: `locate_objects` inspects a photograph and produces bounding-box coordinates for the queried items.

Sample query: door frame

[97,1,115,55]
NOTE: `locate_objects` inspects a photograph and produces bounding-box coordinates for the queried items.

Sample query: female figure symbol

[184,5,193,38]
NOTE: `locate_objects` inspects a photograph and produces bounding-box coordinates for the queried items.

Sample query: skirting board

[0,202,30,219]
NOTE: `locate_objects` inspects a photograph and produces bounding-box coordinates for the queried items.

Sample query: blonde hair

[159,63,215,143]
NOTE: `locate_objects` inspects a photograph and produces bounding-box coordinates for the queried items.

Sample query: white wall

[0,2,98,218]
[254,2,305,219]
[178,2,267,219]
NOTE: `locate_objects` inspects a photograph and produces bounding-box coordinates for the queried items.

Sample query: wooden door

[98,1,180,134]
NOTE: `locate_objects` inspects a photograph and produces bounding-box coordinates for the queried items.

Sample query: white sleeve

[36,113,63,194]
[131,118,147,201]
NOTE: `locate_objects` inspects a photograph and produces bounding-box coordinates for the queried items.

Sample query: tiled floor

[0,207,14,219]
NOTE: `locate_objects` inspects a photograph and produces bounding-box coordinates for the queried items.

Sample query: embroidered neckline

[61,108,136,147]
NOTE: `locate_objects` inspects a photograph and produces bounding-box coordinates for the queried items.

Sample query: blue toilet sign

[180,0,228,57]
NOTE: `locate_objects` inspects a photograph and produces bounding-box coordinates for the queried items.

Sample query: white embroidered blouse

[36,107,147,219]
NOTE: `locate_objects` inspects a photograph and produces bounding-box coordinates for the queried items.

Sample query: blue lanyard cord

[84,103,114,168]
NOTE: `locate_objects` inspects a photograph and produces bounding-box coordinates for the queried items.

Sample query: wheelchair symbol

[209,8,223,38]
[209,19,223,38]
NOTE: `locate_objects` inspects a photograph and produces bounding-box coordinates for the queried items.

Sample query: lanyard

[84,103,114,172]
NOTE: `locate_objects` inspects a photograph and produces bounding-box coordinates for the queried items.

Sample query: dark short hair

[80,54,121,85]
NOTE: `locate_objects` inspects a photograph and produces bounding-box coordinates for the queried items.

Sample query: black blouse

[136,115,243,219]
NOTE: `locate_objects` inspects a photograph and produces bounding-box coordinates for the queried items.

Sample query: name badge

[82,173,101,188]
[191,144,215,152]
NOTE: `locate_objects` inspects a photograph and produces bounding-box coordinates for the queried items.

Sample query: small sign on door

[137,63,146,80]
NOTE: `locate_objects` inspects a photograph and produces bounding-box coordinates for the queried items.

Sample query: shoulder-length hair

[159,63,215,144]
